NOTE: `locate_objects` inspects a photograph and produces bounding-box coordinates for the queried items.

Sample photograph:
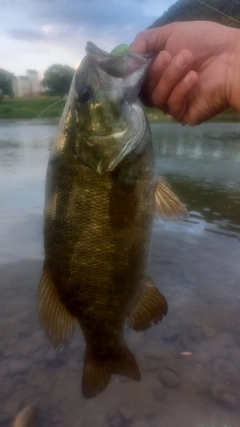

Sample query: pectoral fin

[37,270,76,351]
[155,176,189,220]
[128,277,168,331]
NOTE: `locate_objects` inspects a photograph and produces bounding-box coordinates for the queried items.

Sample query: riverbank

[0,97,239,122]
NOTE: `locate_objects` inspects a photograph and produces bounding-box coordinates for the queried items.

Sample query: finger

[131,24,178,54]
[140,50,172,107]
[151,49,194,110]
[167,70,199,124]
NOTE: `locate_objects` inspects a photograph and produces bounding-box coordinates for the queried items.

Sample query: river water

[0,119,240,427]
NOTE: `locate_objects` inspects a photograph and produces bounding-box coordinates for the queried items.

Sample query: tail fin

[82,346,140,399]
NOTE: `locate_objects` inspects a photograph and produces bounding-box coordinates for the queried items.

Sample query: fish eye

[77,85,92,103]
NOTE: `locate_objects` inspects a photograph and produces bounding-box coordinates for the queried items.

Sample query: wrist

[226,29,240,112]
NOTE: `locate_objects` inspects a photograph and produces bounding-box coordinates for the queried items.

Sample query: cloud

[2,0,176,74]
[9,28,47,41]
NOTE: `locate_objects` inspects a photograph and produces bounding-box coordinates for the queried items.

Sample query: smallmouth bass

[37,42,188,398]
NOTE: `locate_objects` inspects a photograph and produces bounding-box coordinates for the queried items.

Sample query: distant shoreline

[0,97,239,122]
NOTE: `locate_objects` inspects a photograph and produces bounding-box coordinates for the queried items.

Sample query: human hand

[131,21,240,125]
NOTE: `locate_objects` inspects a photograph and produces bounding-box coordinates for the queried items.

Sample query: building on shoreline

[13,70,45,97]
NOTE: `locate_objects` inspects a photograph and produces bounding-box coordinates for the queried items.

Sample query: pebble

[181,366,212,395]
[187,325,203,343]
[159,368,180,388]
[8,359,30,375]
[143,358,159,372]
[180,335,193,352]
[107,410,124,427]
[131,422,150,427]
[162,328,180,342]
[213,358,239,382]
[46,348,58,362]
[119,406,134,421]
[216,333,234,348]
[151,383,167,401]
[211,383,238,408]
[0,382,14,400]
[194,350,212,365]
[202,326,217,339]
[128,330,145,348]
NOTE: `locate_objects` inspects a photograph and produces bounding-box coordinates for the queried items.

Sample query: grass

[0,97,239,122]
[0,97,65,119]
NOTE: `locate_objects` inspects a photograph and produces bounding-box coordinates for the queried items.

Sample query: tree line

[0,65,75,101]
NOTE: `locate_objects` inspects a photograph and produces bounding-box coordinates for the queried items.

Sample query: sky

[1,0,176,78]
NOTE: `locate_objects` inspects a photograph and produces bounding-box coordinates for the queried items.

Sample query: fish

[37,42,188,399]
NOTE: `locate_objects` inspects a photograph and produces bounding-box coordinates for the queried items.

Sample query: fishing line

[26,96,67,124]
[196,0,240,25]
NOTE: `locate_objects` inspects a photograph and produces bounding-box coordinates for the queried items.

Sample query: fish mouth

[77,102,147,175]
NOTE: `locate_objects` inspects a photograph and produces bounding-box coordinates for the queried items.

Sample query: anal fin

[37,270,76,351]
[155,176,189,220]
[82,346,140,399]
[128,277,168,331]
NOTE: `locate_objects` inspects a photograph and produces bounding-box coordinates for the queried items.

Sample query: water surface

[1,120,240,427]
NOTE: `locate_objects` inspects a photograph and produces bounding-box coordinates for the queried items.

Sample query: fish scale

[37,42,187,398]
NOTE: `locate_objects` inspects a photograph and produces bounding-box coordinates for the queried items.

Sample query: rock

[46,348,58,362]
[162,328,180,342]
[180,335,193,352]
[119,406,134,422]
[187,325,203,343]
[159,368,180,388]
[0,413,11,425]
[211,383,238,408]
[128,330,145,348]
[216,333,234,348]
[8,359,30,375]
[182,366,212,395]
[164,358,180,375]
[107,411,124,427]
[0,381,14,400]
[202,326,217,339]
[13,406,36,427]
[213,358,239,382]
[194,351,212,365]
[152,384,167,401]
[131,422,150,427]
[144,358,159,372]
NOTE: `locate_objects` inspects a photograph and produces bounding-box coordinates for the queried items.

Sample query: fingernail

[174,53,186,68]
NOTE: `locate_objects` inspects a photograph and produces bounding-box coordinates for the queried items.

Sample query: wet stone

[181,366,212,395]
[107,410,124,427]
[159,368,180,388]
[119,406,134,422]
[194,350,212,365]
[0,413,11,425]
[152,383,167,401]
[180,334,193,352]
[131,422,151,427]
[145,358,159,372]
[163,358,180,375]
[8,359,31,375]
[187,325,203,343]
[202,326,217,339]
[211,383,238,408]
[213,358,239,382]
[0,382,14,400]
[128,330,145,348]
[162,328,180,342]
[216,333,234,348]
